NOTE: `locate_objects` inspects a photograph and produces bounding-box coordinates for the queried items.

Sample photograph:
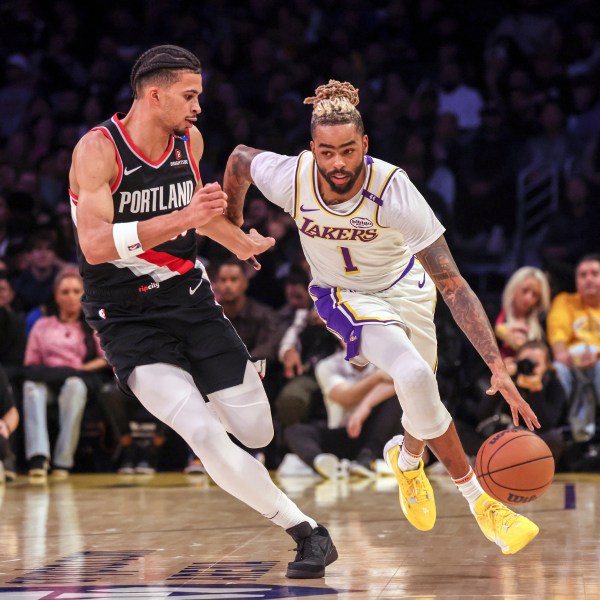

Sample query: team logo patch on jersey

[171,147,189,167]
[350,216,374,229]
[98,308,106,319]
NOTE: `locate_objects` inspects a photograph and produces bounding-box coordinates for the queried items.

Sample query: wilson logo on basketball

[489,430,509,445]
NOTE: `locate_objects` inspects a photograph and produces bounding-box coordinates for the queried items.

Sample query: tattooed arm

[223,144,266,227]
[416,235,540,430]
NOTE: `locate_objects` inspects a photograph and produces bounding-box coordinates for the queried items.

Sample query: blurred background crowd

[0,0,599,482]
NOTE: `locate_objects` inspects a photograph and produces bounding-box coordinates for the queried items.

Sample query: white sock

[265,490,318,530]
[453,467,484,510]
[397,443,422,472]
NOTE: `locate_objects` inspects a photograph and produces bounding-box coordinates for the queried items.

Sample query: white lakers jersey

[251,151,444,292]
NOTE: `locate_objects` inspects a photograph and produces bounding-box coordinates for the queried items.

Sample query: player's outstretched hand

[236,228,275,268]
[189,182,228,228]
[486,371,541,431]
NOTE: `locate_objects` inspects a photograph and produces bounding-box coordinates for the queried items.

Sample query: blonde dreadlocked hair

[304,80,364,136]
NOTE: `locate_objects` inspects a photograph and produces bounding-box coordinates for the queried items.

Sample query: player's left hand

[235,227,275,264]
[486,372,540,431]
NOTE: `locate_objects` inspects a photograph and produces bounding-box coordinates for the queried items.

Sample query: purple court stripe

[564,483,576,509]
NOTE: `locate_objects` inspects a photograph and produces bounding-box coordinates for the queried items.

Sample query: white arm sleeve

[379,171,446,254]
[250,152,298,214]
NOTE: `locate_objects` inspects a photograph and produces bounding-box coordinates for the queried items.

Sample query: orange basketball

[475,429,555,505]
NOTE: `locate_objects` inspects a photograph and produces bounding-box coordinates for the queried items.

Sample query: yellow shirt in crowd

[547,293,600,353]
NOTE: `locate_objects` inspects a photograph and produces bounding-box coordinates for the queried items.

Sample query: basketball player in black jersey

[69,45,337,579]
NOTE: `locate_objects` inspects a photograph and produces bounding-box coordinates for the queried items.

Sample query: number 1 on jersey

[338,246,359,274]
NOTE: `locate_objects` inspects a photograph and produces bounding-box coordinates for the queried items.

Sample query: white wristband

[113,221,143,259]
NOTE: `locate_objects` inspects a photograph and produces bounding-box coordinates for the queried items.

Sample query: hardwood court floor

[0,468,598,599]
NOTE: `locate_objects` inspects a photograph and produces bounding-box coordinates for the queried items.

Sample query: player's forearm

[223,145,263,224]
[361,382,397,409]
[417,237,505,375]
[329,371,390,407]
[80,209,193,265]
[443,282,506,375]
[1,406,19,435]
[196,215,256,259]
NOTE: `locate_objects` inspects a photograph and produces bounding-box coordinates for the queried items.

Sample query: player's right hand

[189,182,228,228]
[486,371,540,431]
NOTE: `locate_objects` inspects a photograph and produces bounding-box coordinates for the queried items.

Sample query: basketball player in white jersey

[223,80,540,554]
[70,45,337,578]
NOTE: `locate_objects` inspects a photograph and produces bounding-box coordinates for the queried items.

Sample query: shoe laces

[482,499,519,532]
[401,471,430,503]
[291,535,314,561]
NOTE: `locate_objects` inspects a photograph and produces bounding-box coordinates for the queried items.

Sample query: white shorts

[309,260,438,368]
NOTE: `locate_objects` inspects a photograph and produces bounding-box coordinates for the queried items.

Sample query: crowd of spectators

[0,0,599,479]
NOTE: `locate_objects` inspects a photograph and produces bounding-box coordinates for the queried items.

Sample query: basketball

[475,429,555,505]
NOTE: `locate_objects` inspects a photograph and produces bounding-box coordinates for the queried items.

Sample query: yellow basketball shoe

[472,493,539,554]
[383,435,436,531]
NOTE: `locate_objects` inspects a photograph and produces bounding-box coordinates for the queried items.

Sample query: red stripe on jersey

[69,190,78,206]
[138,249,194,274]
[185,129,201,183]
[91,126,123,192]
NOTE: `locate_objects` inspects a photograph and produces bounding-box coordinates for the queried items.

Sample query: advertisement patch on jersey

[349,216,374,229]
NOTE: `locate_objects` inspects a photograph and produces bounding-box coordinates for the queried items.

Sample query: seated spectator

[457,341,567,465]
[96,382,166,475]
[213,258,283,365]
[276,307,339,428]
[284,346,401,478]
[277,270,312,332]
[22,270,107,481]
[0,365,19,483]
[547,255,600,440]
[0,271,26,379]
[11,229,62,313]
[495,266,551,360]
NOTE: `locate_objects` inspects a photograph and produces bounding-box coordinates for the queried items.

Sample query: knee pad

[208,361,273,448]
[389,356,452,440]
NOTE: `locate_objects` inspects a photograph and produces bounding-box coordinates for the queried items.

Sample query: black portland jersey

[70,113,200,295]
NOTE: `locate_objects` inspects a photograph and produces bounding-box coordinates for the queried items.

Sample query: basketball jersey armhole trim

[374,166,401,228]
[292,151,309,220]
[90,126,123,193]
[184,130,201,185]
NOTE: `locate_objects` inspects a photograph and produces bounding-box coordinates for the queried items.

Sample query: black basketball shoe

[285,521,338,578]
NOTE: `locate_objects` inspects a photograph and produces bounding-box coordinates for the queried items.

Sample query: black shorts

[82,270,250,396]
